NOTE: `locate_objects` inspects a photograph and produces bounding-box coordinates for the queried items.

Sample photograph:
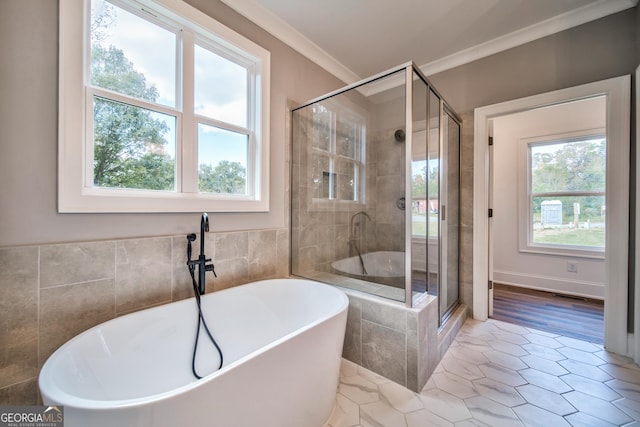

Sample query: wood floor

[491,283,604,344]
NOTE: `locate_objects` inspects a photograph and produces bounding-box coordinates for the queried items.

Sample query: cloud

[94,0,249,127]
[194,45,248,126]
[95,0,177,106]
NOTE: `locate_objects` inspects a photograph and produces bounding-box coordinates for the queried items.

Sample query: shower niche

[292,62,461,317]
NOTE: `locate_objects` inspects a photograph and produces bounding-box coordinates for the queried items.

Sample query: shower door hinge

[488,136,494,146]
[488,280,493,290]
[488,208,493,218]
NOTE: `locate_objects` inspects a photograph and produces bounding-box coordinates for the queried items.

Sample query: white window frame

[306,99,368,211]
[59,0,270,213]
[517,128,606,259]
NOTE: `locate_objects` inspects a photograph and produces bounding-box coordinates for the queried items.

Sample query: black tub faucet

[187,213,216,295]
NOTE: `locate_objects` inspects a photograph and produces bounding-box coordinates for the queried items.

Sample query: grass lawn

[534,227,604,247]
[412,213,438,237]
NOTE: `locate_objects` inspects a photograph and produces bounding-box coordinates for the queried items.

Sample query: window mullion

[247,66,257,200]
[89,87,179,116]
[84,87,97,189]
[330,112,337,200]
[532,191,605,198]
[181,29,197,193]
[194,115,251,136]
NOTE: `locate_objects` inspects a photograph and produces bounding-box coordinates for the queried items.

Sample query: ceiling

[220,0,637,83]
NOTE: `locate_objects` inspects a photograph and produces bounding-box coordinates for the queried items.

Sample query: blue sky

[92,0,249,170]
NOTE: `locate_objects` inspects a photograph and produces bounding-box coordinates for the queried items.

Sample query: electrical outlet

[567,261,578,273]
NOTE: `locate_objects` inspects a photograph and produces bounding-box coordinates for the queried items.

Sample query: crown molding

[419,0,638,76]
[221,0,637,86]
[219,0,360,84]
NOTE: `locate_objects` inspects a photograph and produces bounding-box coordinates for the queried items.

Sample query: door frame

[472,75,631,356]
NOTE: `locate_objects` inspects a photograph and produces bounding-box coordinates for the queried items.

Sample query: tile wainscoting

[1,227,469,405]
[0,228,289,404]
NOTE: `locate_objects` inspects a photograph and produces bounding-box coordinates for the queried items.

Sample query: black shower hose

[188,265,224,379]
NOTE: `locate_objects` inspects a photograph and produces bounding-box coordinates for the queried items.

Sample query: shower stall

[291,62,461,324]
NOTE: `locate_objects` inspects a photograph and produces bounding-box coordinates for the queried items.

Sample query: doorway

[472,75,631,356]
[487,97,606,342]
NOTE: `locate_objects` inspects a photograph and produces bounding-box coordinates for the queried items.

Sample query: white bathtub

[332,251,405,287]
[39,279,348,427]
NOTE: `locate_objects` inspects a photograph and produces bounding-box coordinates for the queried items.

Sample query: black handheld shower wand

[185,213,222,379]
[187,214,216,295]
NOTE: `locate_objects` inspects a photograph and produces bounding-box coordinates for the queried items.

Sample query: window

[59,0,270,212]
[308,102,366,204]
[520,131,606,257]
[411,128,439,239]
[412,157,439,238]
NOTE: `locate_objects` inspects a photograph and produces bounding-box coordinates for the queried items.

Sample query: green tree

[90,5,247,193]
[560,141,605,192]
[199,161,246,194]
[92,96,173,190]
[428,164,439,199]
[91,43,174,190]
[531,139,605,221]
[412,164,427,197]
[532,140,605,193]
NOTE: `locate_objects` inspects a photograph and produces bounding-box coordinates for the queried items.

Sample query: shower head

[394,129,405,142]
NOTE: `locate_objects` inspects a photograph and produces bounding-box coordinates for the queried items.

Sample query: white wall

[492,96,606,299]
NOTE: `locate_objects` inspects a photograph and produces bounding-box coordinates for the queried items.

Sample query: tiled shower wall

[291,125,405,275]
[369,127,405,253]
[0,228,289,405]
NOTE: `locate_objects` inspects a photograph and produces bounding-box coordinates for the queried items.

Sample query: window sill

[519,245,604,260]
[58,188,269,213]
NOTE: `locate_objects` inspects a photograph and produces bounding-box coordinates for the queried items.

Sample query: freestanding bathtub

[39,279,348,427]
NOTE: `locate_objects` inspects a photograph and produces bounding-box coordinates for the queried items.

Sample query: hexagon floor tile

[324,318,640,427]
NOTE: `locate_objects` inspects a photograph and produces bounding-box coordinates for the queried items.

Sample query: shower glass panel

[441,109,461,322]
[291,68,408,303]
[291,63,461,311]
[427,90,440,301]
[410,71,429,299]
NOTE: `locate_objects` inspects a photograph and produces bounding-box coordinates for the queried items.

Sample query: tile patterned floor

[325,318,640,427]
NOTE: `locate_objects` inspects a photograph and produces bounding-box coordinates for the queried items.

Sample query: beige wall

[0,0,345,248]
[429,8,638,318]
[430,9,638,115]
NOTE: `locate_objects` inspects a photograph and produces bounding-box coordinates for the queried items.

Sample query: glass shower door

[427,89,461,324]
[440,109,460,321]
[427,90,440,300]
